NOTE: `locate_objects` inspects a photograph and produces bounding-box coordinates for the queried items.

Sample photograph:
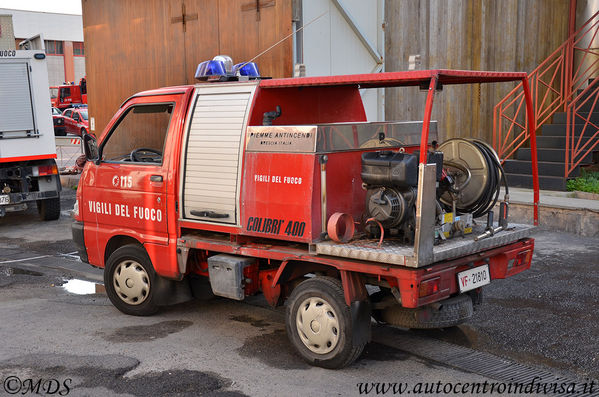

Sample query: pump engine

[361,151,443,243]
[360,139,508,244]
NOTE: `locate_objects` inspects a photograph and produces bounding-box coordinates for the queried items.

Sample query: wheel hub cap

[310,320,321,333]
[296,297,340,354]
[113,260,150,305]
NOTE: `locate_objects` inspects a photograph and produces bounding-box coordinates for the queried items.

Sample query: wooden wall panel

[256,0,293,79]
[384,0,570,144]
[82,0,292,137]
[82,0,186,139]
[182,0,221,85]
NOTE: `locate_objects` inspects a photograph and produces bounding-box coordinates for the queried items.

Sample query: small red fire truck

[73,60,538,368]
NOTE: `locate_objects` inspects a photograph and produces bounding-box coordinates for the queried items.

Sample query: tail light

[33,164,58,176]
[516,250,533,266]
[507,250,533,271]
[419,277,440,297]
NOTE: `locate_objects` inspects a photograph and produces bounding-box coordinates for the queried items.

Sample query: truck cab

[51,77,87,110]
[73,67,536,368]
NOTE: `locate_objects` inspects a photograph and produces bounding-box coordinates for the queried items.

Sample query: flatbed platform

[315,223,535,268]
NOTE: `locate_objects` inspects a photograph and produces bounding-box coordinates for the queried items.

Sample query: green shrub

[566,170,599,194]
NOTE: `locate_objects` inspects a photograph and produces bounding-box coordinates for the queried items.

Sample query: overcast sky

[0,0,81,15]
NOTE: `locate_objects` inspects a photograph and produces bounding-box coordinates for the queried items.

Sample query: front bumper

[71,221,88,263]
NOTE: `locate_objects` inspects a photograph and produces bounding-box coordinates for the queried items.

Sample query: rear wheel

[286,277,366,368]
[104,244,159,316]
[37,196,61,221]
[379,294,474,329]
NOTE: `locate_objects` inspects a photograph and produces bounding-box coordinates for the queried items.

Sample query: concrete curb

[495,188,599,237]
[573,191,599,200]
[504,202,599,237]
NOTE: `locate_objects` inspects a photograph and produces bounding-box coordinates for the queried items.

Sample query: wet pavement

[0,353,245,397]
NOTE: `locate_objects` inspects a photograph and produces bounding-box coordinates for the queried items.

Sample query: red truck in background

[72,63,538,369]
[50,77,87,110]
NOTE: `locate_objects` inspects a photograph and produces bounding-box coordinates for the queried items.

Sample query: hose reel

[437,138,508,218]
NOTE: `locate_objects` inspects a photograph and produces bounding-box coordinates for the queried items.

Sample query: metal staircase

[493,11,599,190]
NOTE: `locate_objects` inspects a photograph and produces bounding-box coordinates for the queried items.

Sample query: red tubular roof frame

[261,69,539,225]
[258,69,529,89]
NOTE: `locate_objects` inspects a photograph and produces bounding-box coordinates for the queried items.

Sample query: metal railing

[55,136,83,171]
[493,10,599,177]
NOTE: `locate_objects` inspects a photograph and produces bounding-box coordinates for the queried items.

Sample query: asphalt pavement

[0,190,597,396]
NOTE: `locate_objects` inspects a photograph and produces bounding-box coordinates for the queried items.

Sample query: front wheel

[104,244,159,316]
[285,277,366,368]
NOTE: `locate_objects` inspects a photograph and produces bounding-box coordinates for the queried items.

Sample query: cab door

[84,93,186,274]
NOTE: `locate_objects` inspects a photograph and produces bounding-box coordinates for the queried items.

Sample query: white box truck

[0,50,61,220]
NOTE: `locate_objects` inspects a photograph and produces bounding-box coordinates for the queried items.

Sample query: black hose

[461,141,509,218]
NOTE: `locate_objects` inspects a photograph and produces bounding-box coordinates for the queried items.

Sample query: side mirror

[82,132,99,163]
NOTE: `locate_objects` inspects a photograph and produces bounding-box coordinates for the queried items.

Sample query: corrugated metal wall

[385,0,570,144]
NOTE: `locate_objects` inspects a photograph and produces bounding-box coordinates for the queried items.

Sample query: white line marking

[59,254,80,260]
[0,255,50,264]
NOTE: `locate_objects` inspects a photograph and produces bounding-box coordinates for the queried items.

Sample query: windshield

[52,108,61,115]
[80,110,88,120]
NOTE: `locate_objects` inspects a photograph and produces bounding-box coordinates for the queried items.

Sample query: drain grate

[372,326,599,397]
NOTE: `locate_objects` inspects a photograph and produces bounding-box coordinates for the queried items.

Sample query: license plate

[0,195,9,205]
[457,265,490,292]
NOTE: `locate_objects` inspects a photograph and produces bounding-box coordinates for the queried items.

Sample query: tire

[285,276,366,368]
[104,244,159,316]
[37,196,61,221]
[379,294,473,329]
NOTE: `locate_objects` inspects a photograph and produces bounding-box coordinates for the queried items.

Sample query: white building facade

[0,8,85,86]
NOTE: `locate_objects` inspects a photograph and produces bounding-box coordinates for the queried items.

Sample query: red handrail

[493,11,599,178]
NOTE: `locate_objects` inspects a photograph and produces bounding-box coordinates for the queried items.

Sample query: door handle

[150,175,163,182]
[190,210,229,219]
